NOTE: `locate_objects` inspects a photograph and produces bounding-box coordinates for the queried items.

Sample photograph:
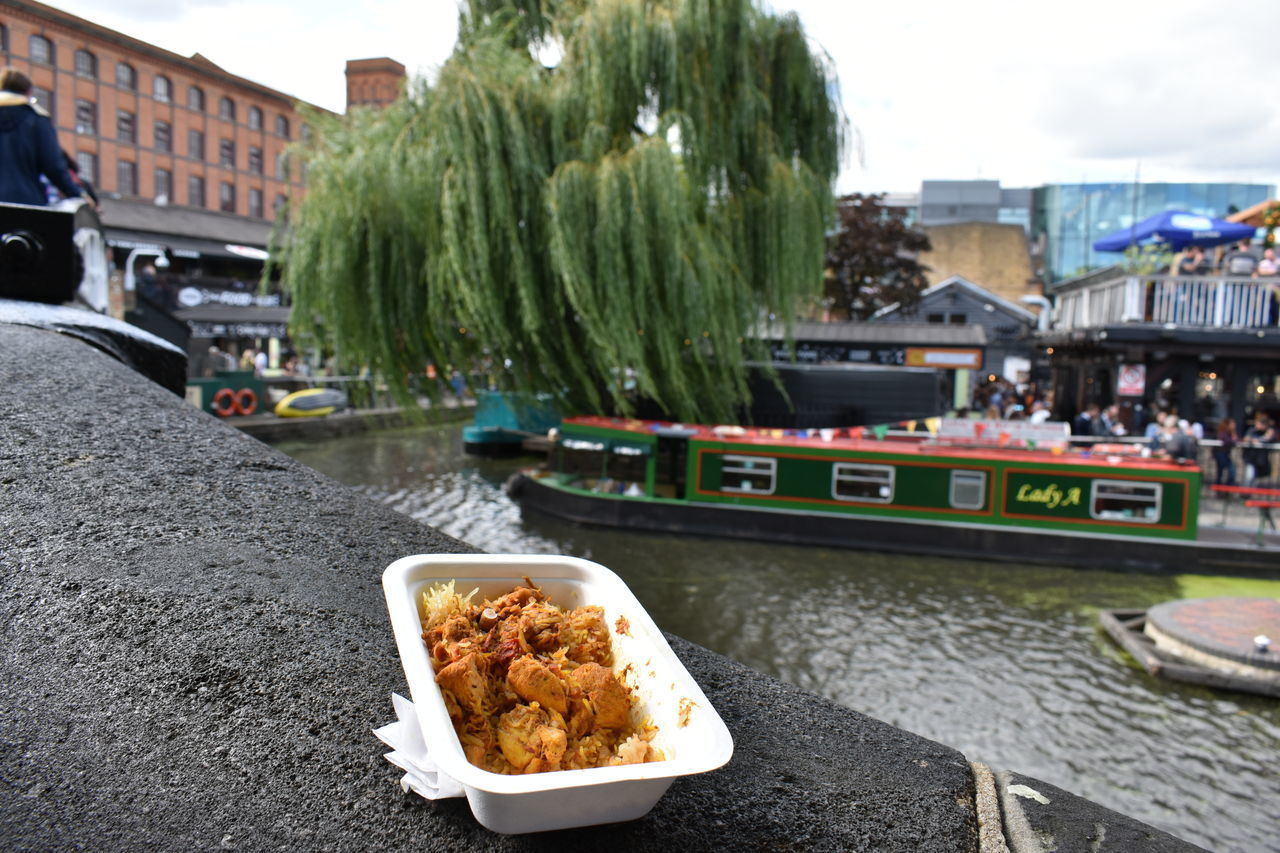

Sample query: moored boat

[507,416,1280,575]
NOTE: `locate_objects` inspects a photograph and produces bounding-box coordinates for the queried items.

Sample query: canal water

[278,424,1280,853]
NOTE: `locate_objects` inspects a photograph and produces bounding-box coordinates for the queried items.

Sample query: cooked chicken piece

[565,606,612,665]
[519,602,564,652]
[435,652,489,716]
[507,655,568,714]
[497,704,566,773]
[489,582,545,618]
[569,662,630,730]
[612,734,651,766]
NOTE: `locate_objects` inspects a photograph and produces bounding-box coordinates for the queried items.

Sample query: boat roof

[560,416,1199,473]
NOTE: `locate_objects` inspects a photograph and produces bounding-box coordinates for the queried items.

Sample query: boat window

[949,470,987,510]
[721,455,776,495]
[832,463,894,503]
[1091,480,1161,522]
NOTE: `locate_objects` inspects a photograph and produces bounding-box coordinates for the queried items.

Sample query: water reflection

[279,425,1279,853]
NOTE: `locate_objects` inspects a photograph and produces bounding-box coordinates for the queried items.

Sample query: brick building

[2,1,405,374]
[1,0,312,218]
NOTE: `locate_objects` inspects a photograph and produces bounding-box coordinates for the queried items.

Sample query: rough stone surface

[0,323,979,851]
[996,772,1209,853]
[0,299,185,394]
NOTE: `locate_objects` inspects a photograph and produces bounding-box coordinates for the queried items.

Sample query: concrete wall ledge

[0,319,1206,851]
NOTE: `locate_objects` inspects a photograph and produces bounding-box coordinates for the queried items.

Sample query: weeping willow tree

[280,0,846,422]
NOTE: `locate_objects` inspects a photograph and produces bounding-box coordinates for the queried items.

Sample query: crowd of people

[1174,241,1280,279]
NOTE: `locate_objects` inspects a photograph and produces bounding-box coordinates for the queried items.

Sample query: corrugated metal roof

[762,321,986,345]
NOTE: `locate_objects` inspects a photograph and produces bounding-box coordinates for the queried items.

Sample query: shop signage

[176,286,282,308]
[188,322,288,339]
[1117,364,1146,396]
[905,347,982,369]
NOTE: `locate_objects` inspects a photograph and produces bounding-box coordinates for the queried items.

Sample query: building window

[248,146,263,175]
[720,455,776,495]
[154,120,171,152]
[30,86,54,116]
[219,138,236,169]
[300,123,311,142]
[75,151,98,185]
[188,175,205,208]
[117,110,136,144]
[29,35,53,65]
[274,151,289,180]
[188,129,205,160]
[115,62,136,91]
[154,167,172,203]
[248,187,263,219]
[153,74,172,103]
[218,96,235,122]
[188,85,205,112]
[949,314,967,324]
[0,24,8,54]
[74,100,96,135]
[275,115,290,138]
[832,463,894,503]
[949,470,987,510]
[74,48,96,78]
[926,313,945,324]
[117,160,137,196]
[274,193,288,216]
[219,181,235,213]
[247,105,262,130]
[1091,480,1161,523]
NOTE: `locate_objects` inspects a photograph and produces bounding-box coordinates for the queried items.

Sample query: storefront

[1040,325,1279,433]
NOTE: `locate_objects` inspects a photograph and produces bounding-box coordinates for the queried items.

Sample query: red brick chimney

[345,58,407,111]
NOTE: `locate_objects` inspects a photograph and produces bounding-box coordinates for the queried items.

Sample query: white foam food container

[381,553,735,834]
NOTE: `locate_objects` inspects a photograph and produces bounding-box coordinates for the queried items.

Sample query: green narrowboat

[507,417,1277,575]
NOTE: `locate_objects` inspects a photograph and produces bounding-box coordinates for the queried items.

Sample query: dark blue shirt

[0,94,81,206]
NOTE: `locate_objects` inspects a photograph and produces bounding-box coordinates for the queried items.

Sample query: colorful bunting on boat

[925,417,941,435]
[872,424,888,440]
[905,420,917,433]
[997,432,1011,447]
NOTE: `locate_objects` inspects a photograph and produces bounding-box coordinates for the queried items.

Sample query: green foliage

[278,0,846,422]
[1122,244,1173,275]
[823,193,931,321]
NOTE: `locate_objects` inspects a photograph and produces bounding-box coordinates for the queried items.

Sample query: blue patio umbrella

[1092,209,1256,252]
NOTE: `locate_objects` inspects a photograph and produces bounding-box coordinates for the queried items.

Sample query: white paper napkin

[373,693,465,799]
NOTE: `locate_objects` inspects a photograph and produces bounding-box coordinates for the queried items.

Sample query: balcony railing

[1053,273,1277,331]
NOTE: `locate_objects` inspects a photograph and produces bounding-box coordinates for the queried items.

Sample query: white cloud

[44,0,1280,193]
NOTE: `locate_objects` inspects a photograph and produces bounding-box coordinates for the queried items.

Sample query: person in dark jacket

[0,67,82,206]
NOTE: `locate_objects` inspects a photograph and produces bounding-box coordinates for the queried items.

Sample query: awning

[105,228,269,261]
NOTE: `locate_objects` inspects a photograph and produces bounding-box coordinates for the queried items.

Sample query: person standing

[1221,241,1258,277]
[0,68,82,206]
[1243,414,1276,485]
[1213,418,1238,486]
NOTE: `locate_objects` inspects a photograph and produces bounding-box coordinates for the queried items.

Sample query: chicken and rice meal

[420,578,661,774]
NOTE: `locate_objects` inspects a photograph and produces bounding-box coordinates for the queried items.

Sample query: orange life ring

[211,387,237,417]
[234,388,257,416]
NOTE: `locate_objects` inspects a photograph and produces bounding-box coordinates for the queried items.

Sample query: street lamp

[123,247,169,294]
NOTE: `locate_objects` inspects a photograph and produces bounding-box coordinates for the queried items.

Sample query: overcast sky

[46,0,1280,195]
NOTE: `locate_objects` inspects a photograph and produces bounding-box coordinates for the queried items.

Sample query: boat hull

[509,473,1277,576]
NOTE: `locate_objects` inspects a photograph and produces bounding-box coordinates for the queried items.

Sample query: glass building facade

[1032,182,1274,283]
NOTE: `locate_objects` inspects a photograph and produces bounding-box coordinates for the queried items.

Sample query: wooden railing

[1054,274,1276,330]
